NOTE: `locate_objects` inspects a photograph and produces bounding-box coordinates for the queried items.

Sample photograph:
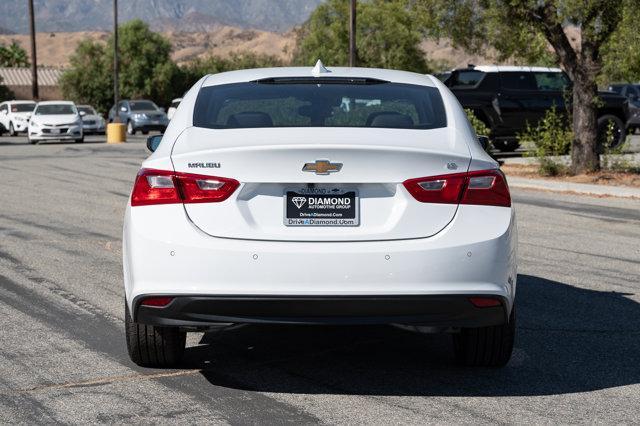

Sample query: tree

[181,52,284,89]
[59,41,111,113]
[0,41,30,67]
[0,76,13,101]
[105,19,180,105]
[294,0,430,73]
[411,0,630,174]
[60,20,182,113]
[61,20,288,113]
[600,2,640,83]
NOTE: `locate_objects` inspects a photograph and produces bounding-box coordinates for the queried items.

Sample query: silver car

[77,105,106,135]
[108,100,169,135]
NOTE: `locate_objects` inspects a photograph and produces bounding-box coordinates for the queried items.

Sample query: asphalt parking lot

[0,135,639,423]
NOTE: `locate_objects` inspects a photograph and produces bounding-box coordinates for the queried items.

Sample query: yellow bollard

[106,123,127,144]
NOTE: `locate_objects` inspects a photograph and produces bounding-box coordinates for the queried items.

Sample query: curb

[507,177,640,199]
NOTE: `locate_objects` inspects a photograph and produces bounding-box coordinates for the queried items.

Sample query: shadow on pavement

[181,274,640,396]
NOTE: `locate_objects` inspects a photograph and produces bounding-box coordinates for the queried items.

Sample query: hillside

[0,28,296,68]
[0,28,499,71]
[0,0,323,34]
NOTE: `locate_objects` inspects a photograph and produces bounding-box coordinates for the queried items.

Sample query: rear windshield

[130,101,158,111]
[35,104,76,115]
[12,103,36,112]
[193,80,447,130]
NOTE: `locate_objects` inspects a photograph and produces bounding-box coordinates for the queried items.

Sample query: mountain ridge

[0,0,323,34]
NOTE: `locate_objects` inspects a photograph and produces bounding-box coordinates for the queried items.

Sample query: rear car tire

[453,304,515,367]
[75,136,84,143]
[125,302,186,368]
[597,114,625,151]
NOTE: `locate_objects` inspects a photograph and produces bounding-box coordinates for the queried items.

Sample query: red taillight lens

[403,173,466,204]
[131,169,181,206]
[140,296,174,307]
[131,168,239,207]
[175,173,240,204]
[469,297,502,308]
[461,170,511,207]
[403,169,511,207]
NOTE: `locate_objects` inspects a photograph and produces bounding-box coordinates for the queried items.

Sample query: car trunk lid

[170,126,471,241]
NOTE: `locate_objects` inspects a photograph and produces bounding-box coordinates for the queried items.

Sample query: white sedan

[28,101,84,144]
[0,100,36,136]
[123,62,517,368]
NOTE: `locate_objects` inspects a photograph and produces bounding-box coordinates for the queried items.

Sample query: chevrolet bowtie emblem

[302,160,343,175]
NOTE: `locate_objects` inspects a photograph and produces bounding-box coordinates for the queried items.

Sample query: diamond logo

[292,197,307,209]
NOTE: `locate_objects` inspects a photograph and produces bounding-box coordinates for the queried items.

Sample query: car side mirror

[120,106,127,112]
[477,135,490,151]
[146,134,163,152]
[79,111,86,116]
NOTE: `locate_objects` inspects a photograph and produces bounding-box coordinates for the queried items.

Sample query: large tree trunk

[571,73,600,174]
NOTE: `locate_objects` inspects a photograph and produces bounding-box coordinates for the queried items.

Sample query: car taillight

[403,169,511,207]
[140,296,174,307]
[469,297,502,308]
[131,168,239,206]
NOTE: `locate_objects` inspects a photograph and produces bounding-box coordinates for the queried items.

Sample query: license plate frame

[284,187,359,227]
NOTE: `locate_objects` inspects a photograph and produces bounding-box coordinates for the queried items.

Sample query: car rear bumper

[133,295,508,327]
[124,203,518,325]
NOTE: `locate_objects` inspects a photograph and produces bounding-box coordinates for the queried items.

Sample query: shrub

[518,106,572,176]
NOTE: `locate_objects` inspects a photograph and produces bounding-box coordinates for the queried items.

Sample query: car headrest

[226,112,273,128]
[366,112,414,128]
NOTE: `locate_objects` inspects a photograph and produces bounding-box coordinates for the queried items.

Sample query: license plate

[284,187,359,226]
[152,120,160,124]
[51,128,60,134]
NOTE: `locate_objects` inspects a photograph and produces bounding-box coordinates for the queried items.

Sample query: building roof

[0,67,63,86]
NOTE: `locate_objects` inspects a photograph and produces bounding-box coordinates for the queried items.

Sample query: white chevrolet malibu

[123,63,517,368]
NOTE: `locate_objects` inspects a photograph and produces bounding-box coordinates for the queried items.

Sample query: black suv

[440,66,629,151]
[608,83,640,132]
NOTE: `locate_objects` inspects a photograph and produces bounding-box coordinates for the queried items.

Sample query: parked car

[124,64,517,368]
[28,101,83,144]
[77,105,106,135]
[108,100,169,135]
[608,83,640,133]
[0,100,36,136]
[442,65,629,151]
[167,97,182,120]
